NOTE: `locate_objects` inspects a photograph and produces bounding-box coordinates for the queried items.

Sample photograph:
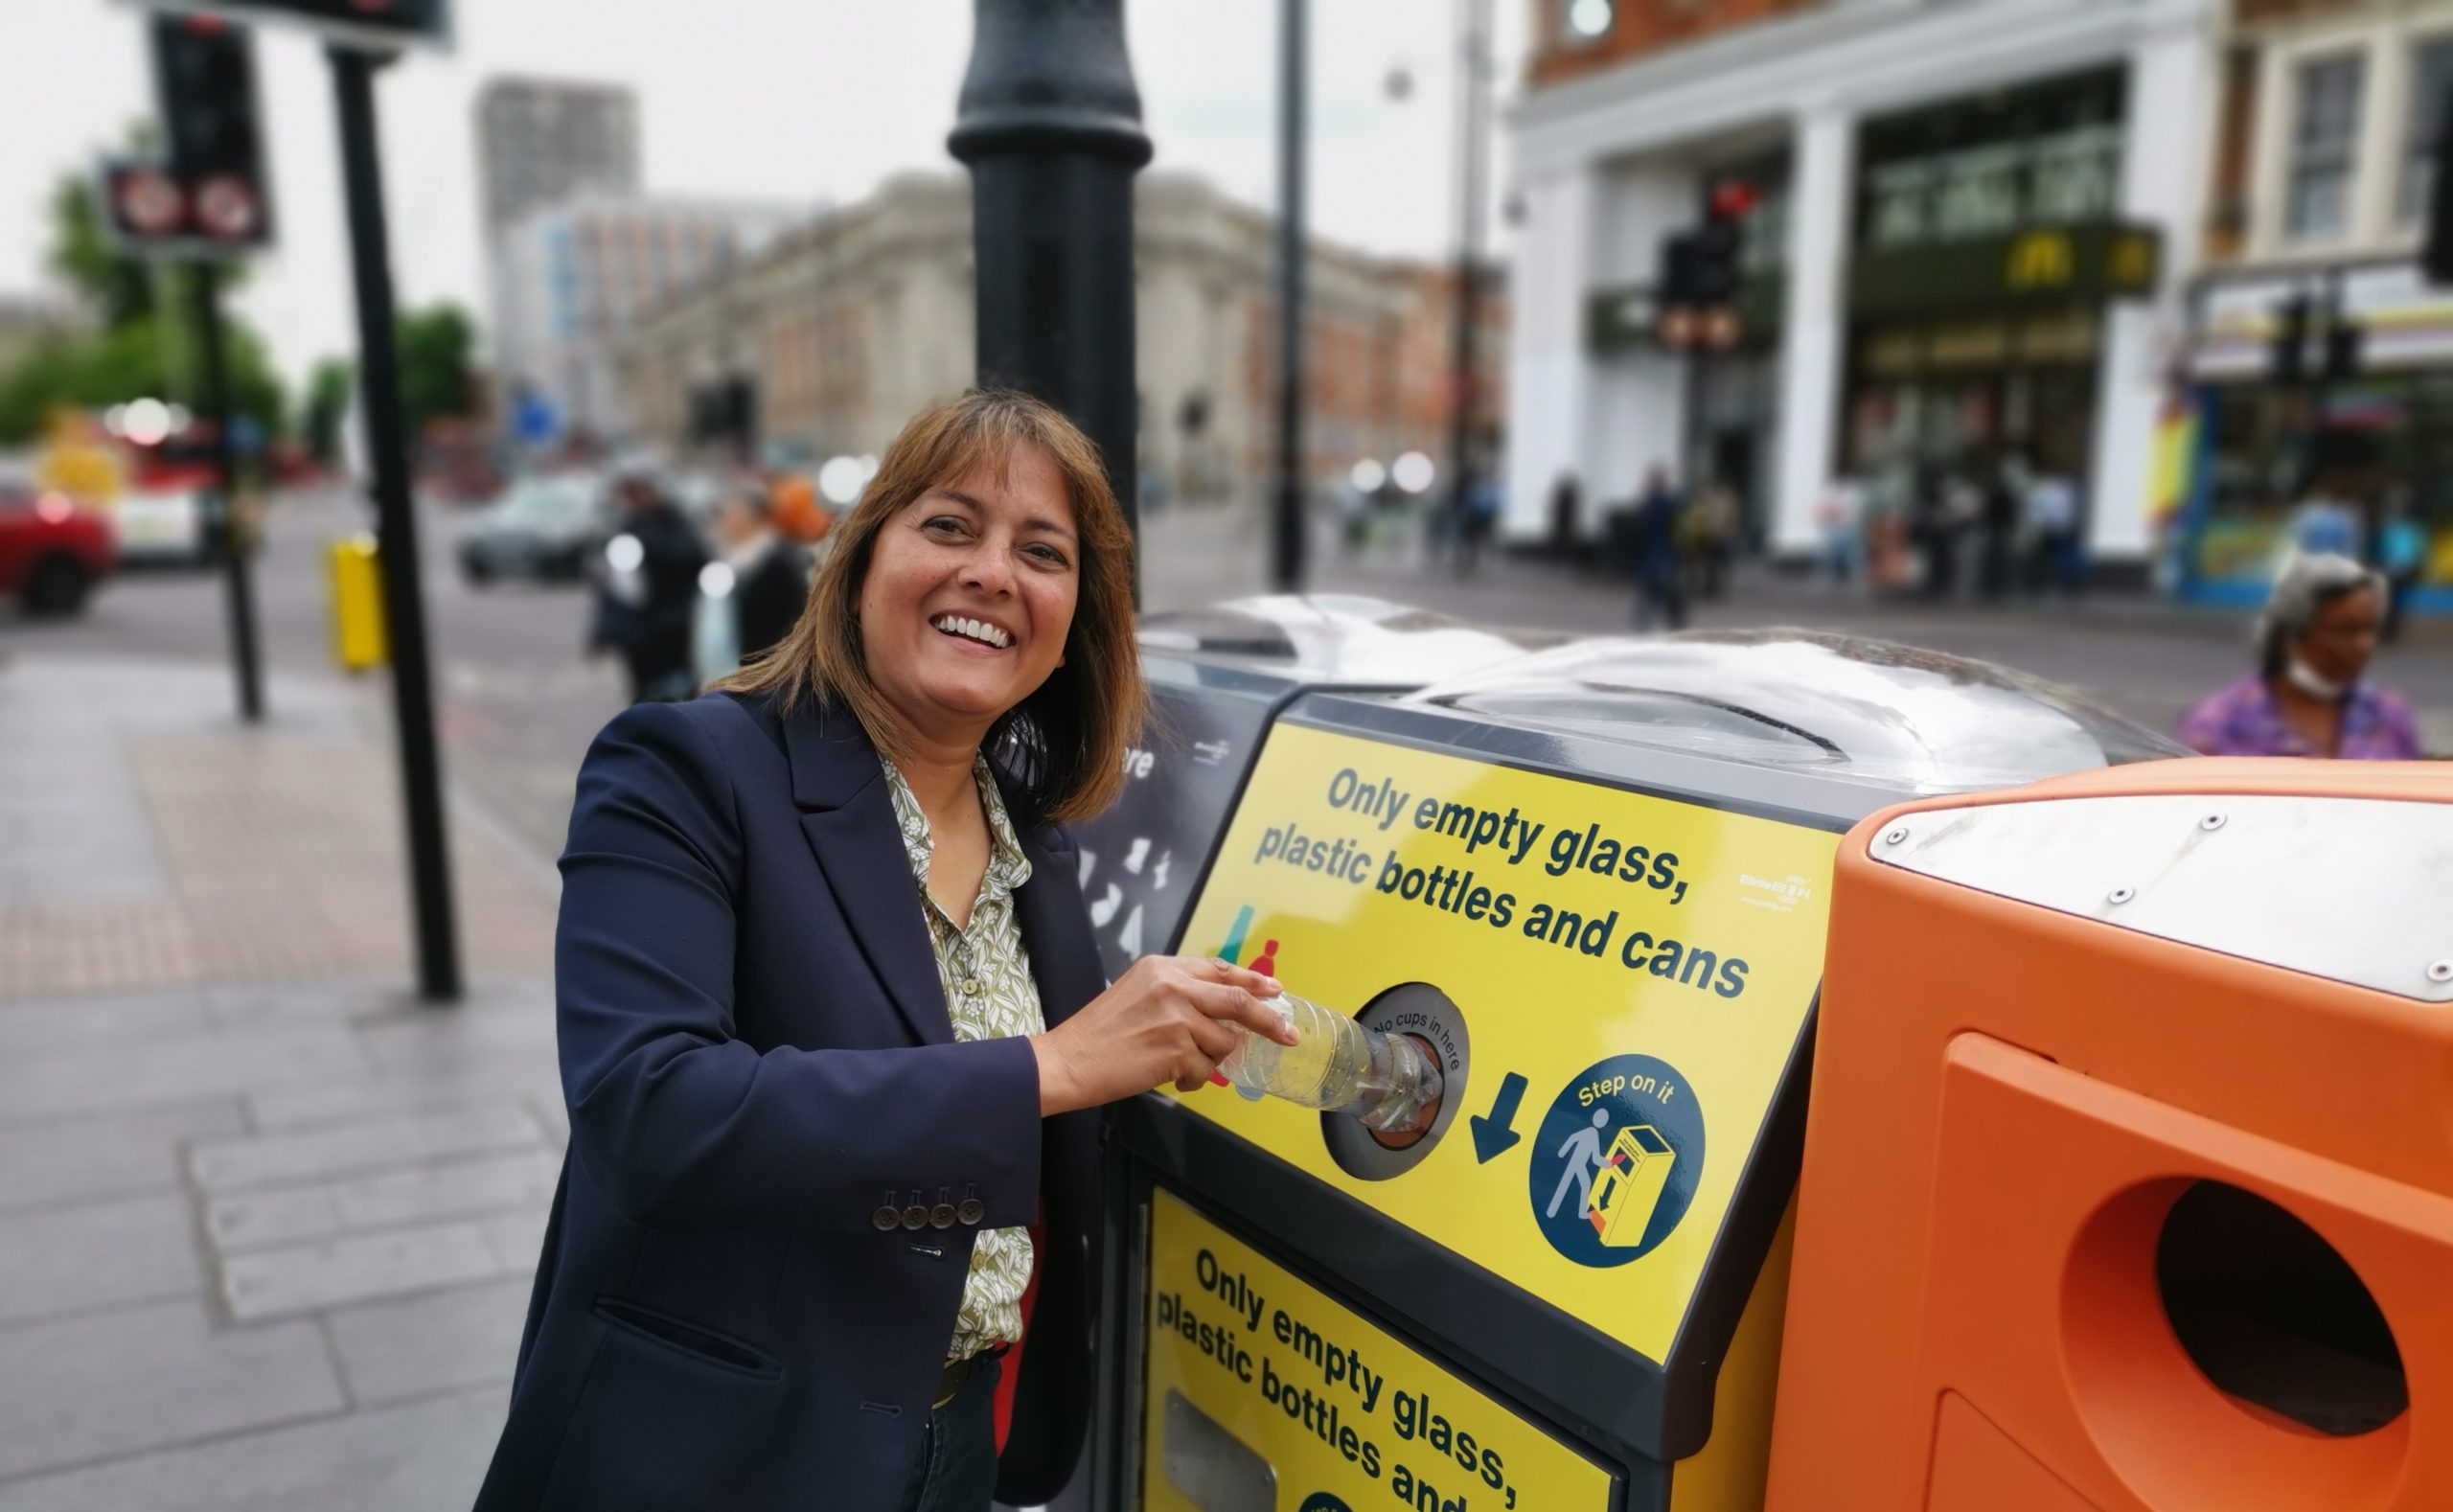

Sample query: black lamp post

[1271,0,1308,591]
[951,0,1155,600]
[1447,0,1494,566]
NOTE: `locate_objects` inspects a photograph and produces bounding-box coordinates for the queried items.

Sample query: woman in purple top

[2178,552,2424,760]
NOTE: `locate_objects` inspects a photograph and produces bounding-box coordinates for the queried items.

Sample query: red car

[0,484,115,616]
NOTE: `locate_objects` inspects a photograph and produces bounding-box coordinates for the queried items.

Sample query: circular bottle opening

[1322,984,1467,1180]
[2155,1180,2406,1437]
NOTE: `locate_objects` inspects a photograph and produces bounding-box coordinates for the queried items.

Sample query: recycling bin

[1068,629,2188,1511]
[999,596,1548,1501]
[1765,757,2453,1511]
[1065,595,1554,983]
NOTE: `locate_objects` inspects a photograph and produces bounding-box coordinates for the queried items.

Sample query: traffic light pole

[190,262,264,724]
[329,44,461,1004]
[1271,0,1308,591]
[1445,0,1492,568]
[951,0,1153,603]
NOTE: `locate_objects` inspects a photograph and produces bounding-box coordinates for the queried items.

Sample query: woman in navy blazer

[474,391,1294,1512]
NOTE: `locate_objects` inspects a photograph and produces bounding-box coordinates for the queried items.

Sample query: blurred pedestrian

[1815,475,1866,586]
[2288,478,2363,561]
[1548,471,1582,559]
[2376,492,2427,644]
[1456,471,1501,577]
[696,487,813,685]
[1918,468,1980,599]
[2176,552,2420,760]
[1978,456,2022,601]
[768,469,831,548]
[589,466,708,704]
[2024,467,2083,596]
[1628,464,1687,631]
[1336,470,1373,558]
[1690,476,1739,600]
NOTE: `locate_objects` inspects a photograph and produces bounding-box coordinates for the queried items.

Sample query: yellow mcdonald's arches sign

[2005,230,2075,290]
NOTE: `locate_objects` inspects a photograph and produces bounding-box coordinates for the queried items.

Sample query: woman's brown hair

[719,388,1145,824]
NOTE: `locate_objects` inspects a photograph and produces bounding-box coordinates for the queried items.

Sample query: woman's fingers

[1185,1013,1241,1065]
[1194,957,1283,999]
[1191,981,1299,1043]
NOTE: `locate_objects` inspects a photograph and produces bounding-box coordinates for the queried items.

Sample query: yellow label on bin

[1173,723,1838,1363]
[1143,1188,1615,1512]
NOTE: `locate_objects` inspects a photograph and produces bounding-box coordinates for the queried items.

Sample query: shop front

[2171,264,2453,613]
[1835,70,2162,582]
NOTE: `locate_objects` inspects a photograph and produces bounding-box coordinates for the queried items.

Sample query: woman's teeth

[932,614,1010,649]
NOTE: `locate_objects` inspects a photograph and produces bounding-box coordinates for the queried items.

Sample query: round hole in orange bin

[2156,1180,2405,1437]
[2064,1180,2409,1512]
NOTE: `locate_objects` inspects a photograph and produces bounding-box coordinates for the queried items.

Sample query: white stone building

[1504,0,2216,578]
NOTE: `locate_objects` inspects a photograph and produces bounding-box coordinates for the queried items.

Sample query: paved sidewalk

[0,653,562,1509]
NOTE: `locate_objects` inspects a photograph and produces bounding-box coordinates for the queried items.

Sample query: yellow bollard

[329,534,387,672]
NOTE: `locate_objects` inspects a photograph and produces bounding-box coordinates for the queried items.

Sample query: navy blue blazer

[473,690,1105,1511]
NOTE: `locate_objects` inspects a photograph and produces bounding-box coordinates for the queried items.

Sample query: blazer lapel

[1009,808,1106,1030]
[786,703,952,1046]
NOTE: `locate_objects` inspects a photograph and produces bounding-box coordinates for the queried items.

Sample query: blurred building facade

[617,172,1505,506]
[492,194,797,445]
[1507,0,2212,582]
[473,78,643,242]
[0,294,89,378]
[2171,0,2453,607]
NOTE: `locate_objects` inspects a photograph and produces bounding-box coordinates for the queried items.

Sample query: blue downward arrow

[1470,1072,1528,1163]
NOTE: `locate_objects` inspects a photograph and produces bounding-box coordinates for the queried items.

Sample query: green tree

[396,304,475,437]
[49,175,156,329]
[298,358,355,464]
[0,315,287,447]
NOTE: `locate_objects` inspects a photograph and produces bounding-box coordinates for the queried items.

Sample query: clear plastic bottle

[1219,991,1445,1135]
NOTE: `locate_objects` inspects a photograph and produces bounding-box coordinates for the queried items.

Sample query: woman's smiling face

[856,442,1080,745]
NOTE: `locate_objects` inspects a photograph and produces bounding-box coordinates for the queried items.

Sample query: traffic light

[151,15,273,249]
[2270,292,2312,385]
[2426,83,2453,285]
[2324,312,2364,384]
[1655,178,1754,349]
[1688,218,1743,308]
[141,1,450,50]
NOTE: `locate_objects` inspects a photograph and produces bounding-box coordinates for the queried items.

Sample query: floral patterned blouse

[2176,676,2423,760]
[879,754,1043,1363]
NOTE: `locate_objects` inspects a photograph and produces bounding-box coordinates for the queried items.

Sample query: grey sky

[2,1,1526,386]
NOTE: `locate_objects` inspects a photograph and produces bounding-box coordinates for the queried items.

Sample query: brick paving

[0,652,561,1509]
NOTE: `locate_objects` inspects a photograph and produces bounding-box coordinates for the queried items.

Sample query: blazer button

[957,1198,985,1226]
[901,1203,931,1230]
[872,1205,902,1232]
[929,1203,957,1229]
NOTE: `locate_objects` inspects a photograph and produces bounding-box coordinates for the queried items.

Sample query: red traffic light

[1708,179,1759,222]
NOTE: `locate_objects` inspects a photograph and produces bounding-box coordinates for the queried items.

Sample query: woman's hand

[1030,955,1296,1115]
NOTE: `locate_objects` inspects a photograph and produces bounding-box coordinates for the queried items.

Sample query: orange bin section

[1764,758,2453,1512]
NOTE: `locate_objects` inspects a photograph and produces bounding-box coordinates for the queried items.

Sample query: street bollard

[949,0,1154,587]
[328,533,387,672]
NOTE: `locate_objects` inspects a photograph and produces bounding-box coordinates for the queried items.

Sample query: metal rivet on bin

[2427,960,2453,985]
[2199,813,2226,832]
[2107,885,2136,905]
[1882,826,1910,846]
